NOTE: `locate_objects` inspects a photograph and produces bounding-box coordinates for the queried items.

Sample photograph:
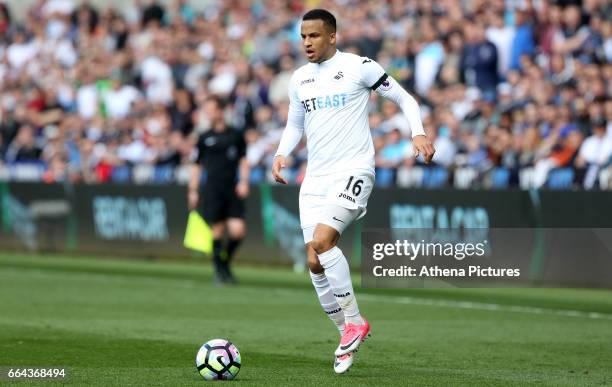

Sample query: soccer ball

[195,339,241,381]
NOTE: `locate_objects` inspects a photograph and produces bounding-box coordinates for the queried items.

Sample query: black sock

[223,238,242,278]
[226,238,243,261]
[213,239,224,275]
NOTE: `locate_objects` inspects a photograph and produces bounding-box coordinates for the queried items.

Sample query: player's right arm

[188,135,204,209]
[188,163,201,209]
[273,74,305,184]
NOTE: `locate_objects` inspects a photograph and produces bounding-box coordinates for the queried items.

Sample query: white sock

[310,271,345,334]
[317,246,364,326]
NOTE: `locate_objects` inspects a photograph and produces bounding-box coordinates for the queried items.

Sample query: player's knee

[228,220,246,239]
[212,223,225,239]
[307,254,323,273]
[230,225,246,239]
[310,237,335,256]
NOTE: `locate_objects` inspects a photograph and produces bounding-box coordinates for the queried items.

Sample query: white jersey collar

[316,49,340,67]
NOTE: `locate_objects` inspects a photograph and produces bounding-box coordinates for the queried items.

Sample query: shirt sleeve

[358,57,388,90]
[359,58,426,138]
[275,75,305,157]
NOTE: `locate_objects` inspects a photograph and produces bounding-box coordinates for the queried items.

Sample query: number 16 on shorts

[345,176,364,196]
[334,173,374,210]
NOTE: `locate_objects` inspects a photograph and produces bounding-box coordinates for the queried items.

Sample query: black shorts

[200,183,245,224]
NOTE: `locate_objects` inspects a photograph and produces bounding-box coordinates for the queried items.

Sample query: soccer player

[189,96,250,284]
[272,9,435,373]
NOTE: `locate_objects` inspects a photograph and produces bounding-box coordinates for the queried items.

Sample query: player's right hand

[272,155,288,184]
[188,189,199,209]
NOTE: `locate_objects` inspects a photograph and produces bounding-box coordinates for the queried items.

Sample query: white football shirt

[288,50,385,175]
[278,50,425,177]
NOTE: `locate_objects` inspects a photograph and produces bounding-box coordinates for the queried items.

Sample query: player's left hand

[236,181,249,198]
[412,135,435,164]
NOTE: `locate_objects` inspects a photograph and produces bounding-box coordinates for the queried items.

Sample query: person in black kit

[188,96,250,284]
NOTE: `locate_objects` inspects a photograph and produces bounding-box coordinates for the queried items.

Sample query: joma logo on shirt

[333,292,351,298]
[301,93,347,113]
[338,192,355,203]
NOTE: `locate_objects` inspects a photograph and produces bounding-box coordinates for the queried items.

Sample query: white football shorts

[299,170,375,244]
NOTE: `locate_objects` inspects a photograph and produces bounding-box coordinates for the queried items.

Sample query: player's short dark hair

[302,9,336,32]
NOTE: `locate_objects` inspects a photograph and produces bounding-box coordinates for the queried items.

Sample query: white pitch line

[357,294,612,320]
[3,266,612,321]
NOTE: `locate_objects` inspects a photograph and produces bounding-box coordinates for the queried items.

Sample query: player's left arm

[236,157,250,198]
[236,133,250,198]
[360,59,435,163]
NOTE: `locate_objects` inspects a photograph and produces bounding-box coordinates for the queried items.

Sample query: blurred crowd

[0,0,610,188]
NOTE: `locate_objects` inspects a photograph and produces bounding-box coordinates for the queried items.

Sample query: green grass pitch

[1,253,611,386]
